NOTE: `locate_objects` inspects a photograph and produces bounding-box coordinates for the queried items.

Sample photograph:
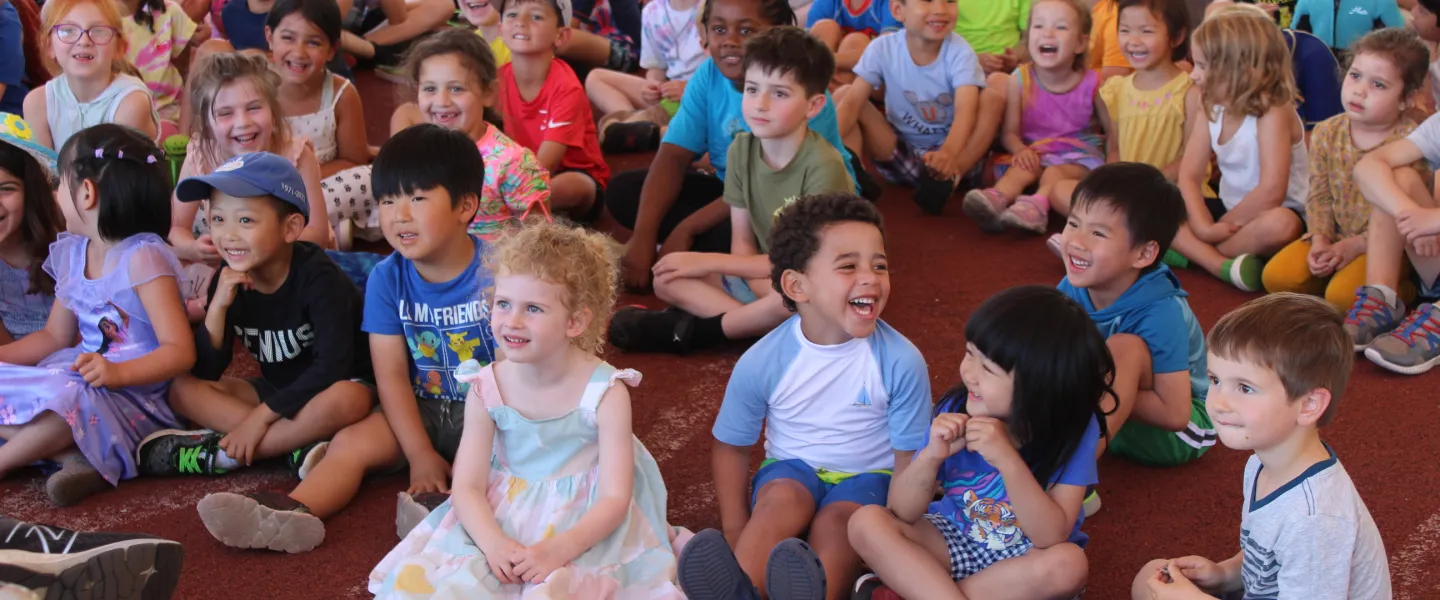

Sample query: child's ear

[283,213,306,243]
[780,268,809,305]
[77,179,99,212]
[1130,240,1160,270]
[805,93,827,120]
[264,26,275,49]
[1296,387,1332,427]
[567,306,593,339]
[457,192,481,224]
[889,0,904,21]
[555,25,573,51]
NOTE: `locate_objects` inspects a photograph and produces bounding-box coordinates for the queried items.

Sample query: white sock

[213,449,242,470]
[1373,285,1399,309]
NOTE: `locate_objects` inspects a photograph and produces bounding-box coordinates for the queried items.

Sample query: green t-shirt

[723,130,853,253]
[955,0,1031,55]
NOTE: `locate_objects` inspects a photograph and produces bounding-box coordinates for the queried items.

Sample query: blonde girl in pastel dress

[370,220,685,599]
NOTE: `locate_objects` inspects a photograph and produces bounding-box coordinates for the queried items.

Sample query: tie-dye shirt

[123,2,198,122]
[468,125,551,241]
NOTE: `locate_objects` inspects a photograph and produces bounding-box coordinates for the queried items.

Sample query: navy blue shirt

[0,1,29,115]
[221,0,270,52]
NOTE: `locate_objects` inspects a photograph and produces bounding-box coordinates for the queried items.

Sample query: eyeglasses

[51,25,118,45]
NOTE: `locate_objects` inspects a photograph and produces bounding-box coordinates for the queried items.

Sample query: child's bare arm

[937,85,980,158]
[836,78,876,134]
[1159,87,1202,181]
[370,335,443,471]
[328,81,371,175]
[0,298,77,366]
[713,439,753,545]
[296,146,335,248]
[1177,100,1219,229]
[888,447,940,524]
[105,275,196,387]
[1137,371,1194,433]
[1356,138,1430,215]
[1000,74,1026,154]
[450,381,511,550]
[1223,105,1296,225]
[969,416,1079,548]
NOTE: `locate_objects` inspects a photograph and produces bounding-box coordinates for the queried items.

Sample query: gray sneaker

[1344,286,1405,350]
[0,516,183,599]
[1364,304,1440,375]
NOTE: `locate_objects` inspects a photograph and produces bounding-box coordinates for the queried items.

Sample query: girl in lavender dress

[370,221,685,599]
[0,124,195,507]
[0,114,65,346]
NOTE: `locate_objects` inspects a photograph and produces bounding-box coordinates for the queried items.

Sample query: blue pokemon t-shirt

[362,235,496,401]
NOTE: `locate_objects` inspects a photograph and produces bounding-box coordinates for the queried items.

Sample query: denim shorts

[750,458,892,510]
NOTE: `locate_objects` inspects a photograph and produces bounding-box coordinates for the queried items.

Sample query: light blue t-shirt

[362,235,496,402]
[853,32,986,151]
[712,316,931,474]
[663,58,858,189]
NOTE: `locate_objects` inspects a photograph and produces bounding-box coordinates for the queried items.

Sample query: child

[267,0,369,180]
[221,0,276,52]
[0,114,64,345]
[1097,0,1196,183]
[24,0,161,150]
[1411,0,1440,110]
[608,27,854,355]
[369,220,685,598]
[498,0,610,219]
[805,0,900,86]
[586,0,705,152]
[1263,29,1429,311]
[846,285,1104,600]
[956,0,1029,75]
[836,0,986,215]
[0,124,194,507]
[185,126,494,553]
[1172,6,1308,292]
[606,0,863,292]
[119,0,204,137]
[1134,293,1391,600]
[1057,164,1214,475]
[1090,0,1136,81]
[1291,0,1403,55]
[138,151,372,482]
[964,0,1114,235]
[675,193,931,600]
[361,29,552,242]
[168,52,333,264]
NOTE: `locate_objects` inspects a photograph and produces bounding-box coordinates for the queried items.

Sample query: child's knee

[1261,240,1315,295]
[1033,543,1088,597]
[754,477,815,511]
[845,504,896,549]
[315,382,375,429]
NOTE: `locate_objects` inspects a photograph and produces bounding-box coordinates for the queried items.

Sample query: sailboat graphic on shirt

[854,388,873,407]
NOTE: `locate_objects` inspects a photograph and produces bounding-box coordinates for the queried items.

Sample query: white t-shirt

[711,316,931,473]
[1238,449,1391,600]
[639,0,705,81]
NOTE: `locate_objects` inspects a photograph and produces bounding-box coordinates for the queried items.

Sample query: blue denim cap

[175,152,309,222]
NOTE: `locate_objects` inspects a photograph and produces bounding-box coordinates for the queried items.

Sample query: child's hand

[512,537,572,583]
[622,243,657,290]
[661,80,687,103]
[1330,237,1364,271]
[1307,239,1336,277]
[209,267,253,313]
[1196,221,1238,245]
[978,53,1007,74]
[964,416,1021,469]
[924,412,969,461]
[1143,560,1210,599]
[72,353,123,388]
[1171,555,1228,591]
[923,149,963,180]
[1397,207,1440,243]
[482,537,526,584]
[219,412,271,466]
[651,252,714,285]
[407,450,452,495]
[1414,234,1440,258]
[181,235,221,264]
[1013,148,1041,174]
[641,81,663,105]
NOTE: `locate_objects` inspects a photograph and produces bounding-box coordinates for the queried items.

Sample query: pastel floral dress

[0,233,185,484]
[369,362,685,600]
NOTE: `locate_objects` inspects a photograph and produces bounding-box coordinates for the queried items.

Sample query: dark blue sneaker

[766,538,827,600]
[677,529,761,600]
[0,516,183,599]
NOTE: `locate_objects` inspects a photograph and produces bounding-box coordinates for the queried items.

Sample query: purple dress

[995,66,1105,178]
[0,233,185,484]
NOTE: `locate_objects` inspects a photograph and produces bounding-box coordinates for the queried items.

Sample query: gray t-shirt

[852,32,986,151]
[1239,450,1391,600]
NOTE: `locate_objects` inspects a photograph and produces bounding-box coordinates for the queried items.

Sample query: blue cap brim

[175,172,272,203]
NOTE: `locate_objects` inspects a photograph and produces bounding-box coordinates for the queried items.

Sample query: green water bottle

[163,134,189,187]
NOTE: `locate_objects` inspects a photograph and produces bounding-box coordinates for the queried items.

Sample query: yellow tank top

[1099,71,1193,168]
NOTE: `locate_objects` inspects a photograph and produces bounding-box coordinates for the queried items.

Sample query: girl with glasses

[23,0,161,150]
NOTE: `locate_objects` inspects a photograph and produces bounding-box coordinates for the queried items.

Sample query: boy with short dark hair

[182,125,499,553]
[1056,164,1215,499]
[142,152,374,483]
[1135,293,1390,600]
[676,193,931,600]
[608,27,854,355]
[497,0,610,219]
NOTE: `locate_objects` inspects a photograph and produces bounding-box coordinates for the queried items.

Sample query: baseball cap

[0,113,58,184]
[499,0,572,26]
[175,152,309,222]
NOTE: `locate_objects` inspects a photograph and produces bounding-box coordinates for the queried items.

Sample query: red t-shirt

[499,59,610,187]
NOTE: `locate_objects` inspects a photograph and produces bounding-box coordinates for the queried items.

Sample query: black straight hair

[935,286,1114,487]
[1117,0,1191,62]
[372,123,486,210]
[58,124,173,242]
[0,143,63,295]
[1070,162,1186,271]
[266,0,343,46]
[700,0,797,28]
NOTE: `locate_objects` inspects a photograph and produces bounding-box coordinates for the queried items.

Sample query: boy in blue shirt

[676,193,931,600]
[1056,164,1216,495]
[602,0,874,294]
[185,125,498,554]
[806,0,901,86]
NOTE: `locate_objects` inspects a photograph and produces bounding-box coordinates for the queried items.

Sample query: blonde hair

[39,0,133,76]
[1192,6,1296,117]
[186,53,293,170]
[484,219,618,356]
[1029,0,1093,73]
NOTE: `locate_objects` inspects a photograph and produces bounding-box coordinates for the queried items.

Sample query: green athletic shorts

[1108,397,1217,467]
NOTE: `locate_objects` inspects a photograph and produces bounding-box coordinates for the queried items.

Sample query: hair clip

[147,155,157,164]
[94,149,103,159]
[117,150,124,159]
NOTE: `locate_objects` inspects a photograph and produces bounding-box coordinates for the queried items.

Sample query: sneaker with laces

[197,491,324,553]
[136,430,229,476]
[961,188,1008,233]
[1344,286,1404,350]
[287,441,329,480]
[1083,486,1102,518]
[607,307,697,354]
[1364,304,1440,375]
[999,195,1049,234]
[396,491,451,540]
[0,516,183,599]
[1219,255,1263,292]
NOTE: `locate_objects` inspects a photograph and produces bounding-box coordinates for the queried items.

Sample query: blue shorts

[722,275,758,304]
[750,458,891,510]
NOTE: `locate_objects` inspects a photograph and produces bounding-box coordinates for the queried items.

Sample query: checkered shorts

[873,139,930,188]
[923,513,1034,581]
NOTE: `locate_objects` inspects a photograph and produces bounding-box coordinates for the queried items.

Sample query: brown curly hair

[484,219,618,356]
[1192,6,1296,118]
[1349,28,1431,98]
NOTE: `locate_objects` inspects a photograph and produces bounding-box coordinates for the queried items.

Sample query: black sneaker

[912,173,957,216]
[0,516,183,599]
[136,430,228,476]
[197,491,324,553]
[601,121,660,154]
[286,441,330,480]
[847,147,882,203]
[396,491,451,540]
[677,529,760,600]
[608,307,697,354]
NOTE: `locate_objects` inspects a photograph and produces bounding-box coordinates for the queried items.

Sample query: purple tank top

[1019,66,1100,144]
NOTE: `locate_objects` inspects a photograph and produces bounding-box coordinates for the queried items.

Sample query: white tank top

[1208,105,1308,216]
[45,74,160,150]
[285,73,351,164]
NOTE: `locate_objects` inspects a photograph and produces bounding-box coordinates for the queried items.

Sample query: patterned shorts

[873,139,930,188]
[922,513,1033,581]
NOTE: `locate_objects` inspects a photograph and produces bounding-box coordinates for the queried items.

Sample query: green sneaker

[1220,254,1262,292]
[286,441,329,480]
[136,430,228,476]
